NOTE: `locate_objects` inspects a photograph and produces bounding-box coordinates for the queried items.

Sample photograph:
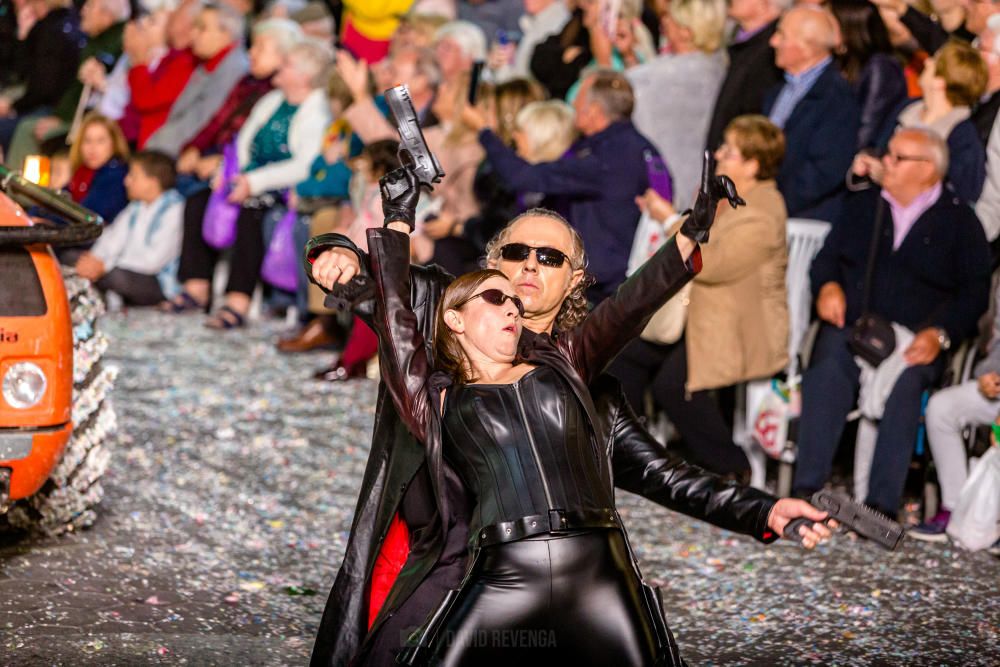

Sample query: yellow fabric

[343,0,414,41]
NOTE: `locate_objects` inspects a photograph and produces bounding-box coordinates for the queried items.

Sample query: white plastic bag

[626,211,670,277]
[751,378,798,459]
[946,445,1000,551]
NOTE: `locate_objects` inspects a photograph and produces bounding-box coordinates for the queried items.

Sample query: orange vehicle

[0,164,116,534]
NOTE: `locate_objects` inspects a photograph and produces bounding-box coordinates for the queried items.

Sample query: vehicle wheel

[6,275,118,535]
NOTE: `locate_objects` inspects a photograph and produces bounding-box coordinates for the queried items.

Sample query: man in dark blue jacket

[764,5,860,222]
[792,128,991,516]
[472,69,661,302]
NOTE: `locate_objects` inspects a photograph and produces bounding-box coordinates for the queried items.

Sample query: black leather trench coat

[305,230,778,666]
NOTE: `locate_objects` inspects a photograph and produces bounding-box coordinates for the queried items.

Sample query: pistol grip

[783,517,813,542]
[783,517,832,542]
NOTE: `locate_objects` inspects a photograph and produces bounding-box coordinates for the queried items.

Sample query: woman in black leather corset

[342,156,838,665]
[370,227,668,664]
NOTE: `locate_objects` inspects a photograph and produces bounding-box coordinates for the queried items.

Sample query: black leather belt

[476,508,621,547]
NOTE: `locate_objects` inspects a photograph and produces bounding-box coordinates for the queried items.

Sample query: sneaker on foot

[908,510,951,543]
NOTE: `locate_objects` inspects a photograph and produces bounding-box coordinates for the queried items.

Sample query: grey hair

[204,2,245,42]
[894,126,950,178]
[769,0,794,11]
[434,20,488,61]
[580,69,635,121]
[287,38,334,88]
[252,17,304,54]
[483,208,595,331]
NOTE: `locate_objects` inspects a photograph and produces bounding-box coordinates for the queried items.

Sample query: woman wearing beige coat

[611,115,789,477]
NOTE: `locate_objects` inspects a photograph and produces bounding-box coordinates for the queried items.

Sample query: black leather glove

[680,150,746,244]
[380,166,421,230]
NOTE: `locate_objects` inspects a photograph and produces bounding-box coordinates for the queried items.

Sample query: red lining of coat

[367,512,410,629]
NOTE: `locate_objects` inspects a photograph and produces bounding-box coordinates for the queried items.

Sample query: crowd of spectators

[2,0,999,535]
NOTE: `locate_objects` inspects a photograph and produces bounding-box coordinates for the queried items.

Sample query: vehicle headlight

[2,362,47,409]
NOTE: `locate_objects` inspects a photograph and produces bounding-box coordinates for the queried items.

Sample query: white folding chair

[735,219,831,490]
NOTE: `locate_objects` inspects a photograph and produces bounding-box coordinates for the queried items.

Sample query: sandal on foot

[160,291,205,314]
[205,305,246,330]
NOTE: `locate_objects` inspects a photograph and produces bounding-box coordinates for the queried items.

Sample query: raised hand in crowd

[978,371,1000,399]
[336,50,371,102]
[459,103,490,132]
[816,282,847,328]
[583,0,614,67]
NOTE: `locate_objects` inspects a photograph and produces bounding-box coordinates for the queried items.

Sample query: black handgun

[384,84,445,195]
[783,489,905,550]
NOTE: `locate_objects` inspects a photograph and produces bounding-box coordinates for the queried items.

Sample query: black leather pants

[427,529,662,666]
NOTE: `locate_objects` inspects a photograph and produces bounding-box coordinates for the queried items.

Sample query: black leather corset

[442,365,618,547]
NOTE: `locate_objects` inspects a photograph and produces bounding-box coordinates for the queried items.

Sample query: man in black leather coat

[305,164,831,666]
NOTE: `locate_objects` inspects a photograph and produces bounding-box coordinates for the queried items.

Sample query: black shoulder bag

[848,196,896,366]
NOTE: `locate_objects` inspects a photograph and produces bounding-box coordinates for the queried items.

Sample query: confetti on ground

[0,309,997,665]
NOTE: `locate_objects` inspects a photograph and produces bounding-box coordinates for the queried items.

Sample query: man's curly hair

[483,208,595,331]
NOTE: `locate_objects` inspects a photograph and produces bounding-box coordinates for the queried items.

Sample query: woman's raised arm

[366,168,436,442]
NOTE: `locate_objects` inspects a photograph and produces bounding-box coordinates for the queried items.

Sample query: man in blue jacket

[471,69,661,303]
[792,127,991,517]
[764,5,860,222]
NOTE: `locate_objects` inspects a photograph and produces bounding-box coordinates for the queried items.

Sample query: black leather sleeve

[302,231,454,325]
[366,228,434,445]
[564,236,701,385]
[593,375,779,543]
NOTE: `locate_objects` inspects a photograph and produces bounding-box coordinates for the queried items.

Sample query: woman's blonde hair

[69,113,130,172]
[934,40,989,108]
[434,269,510,384]
[515,100,577,163]
[669,0,727,53]
[494,78,546,146]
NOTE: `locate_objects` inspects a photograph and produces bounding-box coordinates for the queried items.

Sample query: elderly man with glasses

[792,127,992,520]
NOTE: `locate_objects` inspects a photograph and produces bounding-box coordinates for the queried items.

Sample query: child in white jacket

[75,151,184,306]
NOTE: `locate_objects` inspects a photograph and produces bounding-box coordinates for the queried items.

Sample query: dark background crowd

[2,0,998,545]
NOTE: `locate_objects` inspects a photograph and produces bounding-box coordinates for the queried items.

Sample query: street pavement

[1,310,998,665]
